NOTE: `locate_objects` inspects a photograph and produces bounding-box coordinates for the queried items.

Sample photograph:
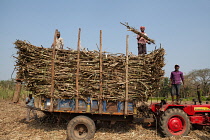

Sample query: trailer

[14,28,210,140]
[38,96,152,140]
[37,96,210,140]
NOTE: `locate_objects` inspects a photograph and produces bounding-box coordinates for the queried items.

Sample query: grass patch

[0,80,29,100]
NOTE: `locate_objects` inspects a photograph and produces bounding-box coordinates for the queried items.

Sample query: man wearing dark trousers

[137,26,150,55]
[170,65,185,104]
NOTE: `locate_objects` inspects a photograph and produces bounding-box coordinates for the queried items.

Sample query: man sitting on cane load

[51,31,64,49]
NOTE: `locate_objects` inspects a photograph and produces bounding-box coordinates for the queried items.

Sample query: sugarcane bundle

[120,22,155,44]
[14,40,165,101]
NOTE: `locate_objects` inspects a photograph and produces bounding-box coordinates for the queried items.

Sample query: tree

[186,68,210,97]
[159,77,170,98]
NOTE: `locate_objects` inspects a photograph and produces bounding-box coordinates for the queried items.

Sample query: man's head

[29,94,32,99]
[57,31,61,38]
[140,26,145,32]
[174,64,180,71]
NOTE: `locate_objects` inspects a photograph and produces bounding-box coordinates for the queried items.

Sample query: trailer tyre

[67,115,95,140]
[159,108,191,137]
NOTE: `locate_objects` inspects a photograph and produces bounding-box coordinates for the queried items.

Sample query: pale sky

[0,0,210,80]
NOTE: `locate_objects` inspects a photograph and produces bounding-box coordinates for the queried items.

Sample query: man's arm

[169,72,173,86]
[144,33,151,44]
[61,38,64,49]
[181,72,185,87]
[136,35,140,41]
[25,98,30,104]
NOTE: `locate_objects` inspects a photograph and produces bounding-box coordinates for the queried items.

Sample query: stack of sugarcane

[14,40,165,101]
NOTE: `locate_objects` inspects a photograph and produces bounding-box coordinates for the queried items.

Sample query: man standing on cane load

[26,94,38,121]
[51,31,64,49]
[170,65,185,104]
[136,26,151,55]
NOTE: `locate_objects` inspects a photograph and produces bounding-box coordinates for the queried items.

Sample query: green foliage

[157,77,170,98]
[206,96,210,101]
[0,80,28,100]
[0,80,15,99]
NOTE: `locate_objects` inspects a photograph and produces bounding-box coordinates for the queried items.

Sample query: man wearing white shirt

[52,31,64,49]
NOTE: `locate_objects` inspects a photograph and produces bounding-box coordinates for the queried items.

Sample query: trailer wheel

[159,108,191,137]
[67,115,95,140]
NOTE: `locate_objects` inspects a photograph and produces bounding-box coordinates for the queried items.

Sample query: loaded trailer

[37,95,210,140]
[14,29,210,139]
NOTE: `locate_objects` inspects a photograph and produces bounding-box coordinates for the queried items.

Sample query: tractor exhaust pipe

[197,85,202,105]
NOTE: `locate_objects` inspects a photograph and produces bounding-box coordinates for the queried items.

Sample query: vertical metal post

[75,28,81,112]
[99,30,103,114]
[49,29,58,112]
[125,35,129,115]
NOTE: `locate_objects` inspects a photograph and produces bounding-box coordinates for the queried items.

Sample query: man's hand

[26,99,30,104]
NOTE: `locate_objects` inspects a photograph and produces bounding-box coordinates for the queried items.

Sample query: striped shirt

[170,71,184,85]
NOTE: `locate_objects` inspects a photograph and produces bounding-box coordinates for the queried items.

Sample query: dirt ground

[0,100,209,140]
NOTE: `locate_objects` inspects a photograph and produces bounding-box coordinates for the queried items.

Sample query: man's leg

[176,95,180,104]
[171,85,176,104]
[138,43,142,55]
[176,84,181,104]
[32,109,38,120]
[171,95,174,104]
[143,44,147,54]
[26,107,30,121]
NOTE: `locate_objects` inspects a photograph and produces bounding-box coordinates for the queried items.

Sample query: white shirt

[55,37,64,49]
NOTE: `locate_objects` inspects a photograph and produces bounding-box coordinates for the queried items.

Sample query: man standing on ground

[52,31,64,49]
[136,26,150,55]
[26,94,37,121]
[170,65,185,104]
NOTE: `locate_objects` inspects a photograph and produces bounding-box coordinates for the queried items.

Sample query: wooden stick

[49,29,58,112]
[75,28,81,112]
[124,35,129,115]
[99,30,103,114]
[12,79,22,103]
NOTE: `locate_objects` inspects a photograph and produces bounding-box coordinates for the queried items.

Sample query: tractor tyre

[67,115,96,140]
[159,108,191,137]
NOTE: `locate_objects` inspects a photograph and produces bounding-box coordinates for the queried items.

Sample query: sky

[0,0,210,80]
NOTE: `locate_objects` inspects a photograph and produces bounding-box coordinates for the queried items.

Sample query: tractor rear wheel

[67,115,96,140]
[159,108,191,137]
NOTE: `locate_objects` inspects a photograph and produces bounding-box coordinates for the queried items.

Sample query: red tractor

[148,100,210,136]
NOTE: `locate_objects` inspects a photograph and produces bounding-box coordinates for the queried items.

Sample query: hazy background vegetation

[0,80,28,100]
